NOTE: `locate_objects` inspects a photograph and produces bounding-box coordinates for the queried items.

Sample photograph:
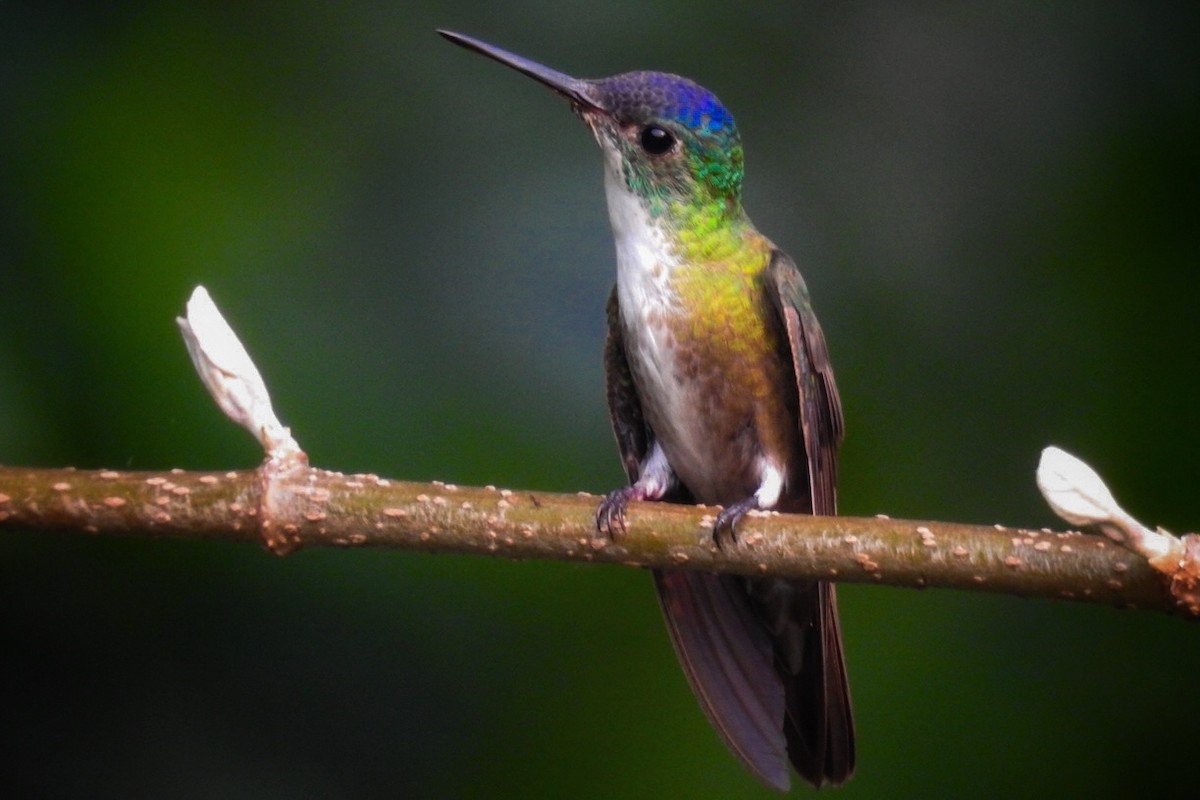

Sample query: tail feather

[656,571,855,791]
[654,570,790,791]
[776,582,855,786]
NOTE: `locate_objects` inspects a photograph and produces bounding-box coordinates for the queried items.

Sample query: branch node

[1147,533,1200,618]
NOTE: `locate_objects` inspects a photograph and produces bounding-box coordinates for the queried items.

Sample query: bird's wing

[603,286,651,485]
[763,249,855,785]
[765,249,844,516]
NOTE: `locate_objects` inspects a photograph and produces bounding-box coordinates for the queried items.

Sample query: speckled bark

[0,464,1191,618]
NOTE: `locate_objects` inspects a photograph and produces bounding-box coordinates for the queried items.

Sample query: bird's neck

[602,162,766,320]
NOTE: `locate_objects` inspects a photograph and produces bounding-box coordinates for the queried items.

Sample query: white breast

[601,162,723,495]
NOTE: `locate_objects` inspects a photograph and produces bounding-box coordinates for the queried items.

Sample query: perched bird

[440,30,854,791]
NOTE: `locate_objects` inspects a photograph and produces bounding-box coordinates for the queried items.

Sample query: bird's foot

[712,496,760,550]
[596,485,647,539]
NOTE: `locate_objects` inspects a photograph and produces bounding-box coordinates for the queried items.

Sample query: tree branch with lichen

[1,287,1196,619]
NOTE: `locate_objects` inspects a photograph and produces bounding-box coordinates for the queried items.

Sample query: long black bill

[438,30,607,112]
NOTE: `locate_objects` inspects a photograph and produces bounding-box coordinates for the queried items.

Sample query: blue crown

[595,71,737,138]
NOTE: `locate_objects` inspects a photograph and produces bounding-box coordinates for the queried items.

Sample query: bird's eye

[638,125,675,155]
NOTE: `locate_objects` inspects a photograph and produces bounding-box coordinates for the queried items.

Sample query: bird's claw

[596,485,643,539]
[712,497,759,551]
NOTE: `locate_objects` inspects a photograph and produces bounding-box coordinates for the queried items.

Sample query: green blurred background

[2,3,1198,798]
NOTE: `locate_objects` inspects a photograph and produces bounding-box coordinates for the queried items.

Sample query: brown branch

[0,462,1190,618]
[3,287,1195,621]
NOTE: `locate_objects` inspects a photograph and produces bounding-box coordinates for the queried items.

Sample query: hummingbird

[440,30,854,791]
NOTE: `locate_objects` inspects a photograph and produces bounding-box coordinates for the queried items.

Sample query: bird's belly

[624,314,782,506]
